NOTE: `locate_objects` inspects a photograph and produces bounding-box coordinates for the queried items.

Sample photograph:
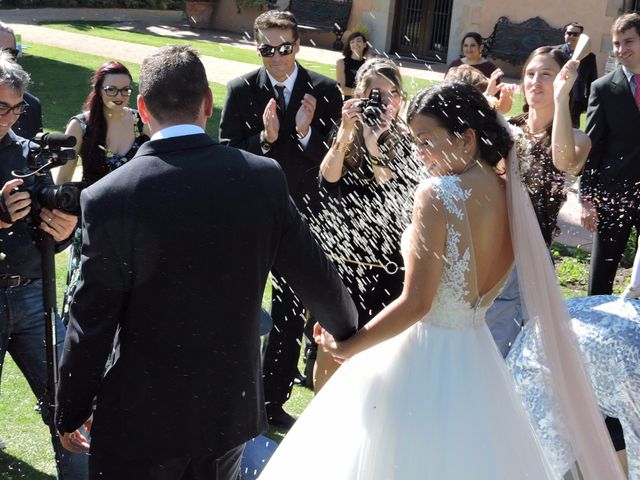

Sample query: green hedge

[3,0,183,9]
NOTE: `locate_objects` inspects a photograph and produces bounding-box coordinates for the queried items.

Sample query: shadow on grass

[0,450,54,480]
[39,20,252,45]
[40,20,115,31]
[20,55,100,134]
[19,51,222,139]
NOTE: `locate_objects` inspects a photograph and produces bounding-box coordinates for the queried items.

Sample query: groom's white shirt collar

[151,124,205,141]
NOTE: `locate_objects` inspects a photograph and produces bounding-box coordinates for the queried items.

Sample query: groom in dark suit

[580,12,640,454]
[220,10,343,428]
[55,44,357,479]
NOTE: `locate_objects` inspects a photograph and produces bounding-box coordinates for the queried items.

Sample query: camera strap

[0,196,14,225]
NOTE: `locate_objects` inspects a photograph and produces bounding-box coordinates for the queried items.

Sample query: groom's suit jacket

[219,63,342,211]
[55,133,358,460]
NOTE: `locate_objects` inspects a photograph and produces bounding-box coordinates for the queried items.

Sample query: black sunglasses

[258,42,295,58]
[103,86,133,97]
[0,101,27,117]
[1,48,19,60]
[565,31,581,37]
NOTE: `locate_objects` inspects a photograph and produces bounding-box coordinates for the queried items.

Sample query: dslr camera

[1,133,84,224]
[360,88,386,127]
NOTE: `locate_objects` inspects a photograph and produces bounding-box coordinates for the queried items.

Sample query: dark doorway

[392,0,454,62]
[624,0,640,12]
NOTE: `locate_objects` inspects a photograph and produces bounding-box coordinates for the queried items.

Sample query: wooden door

[392,0,454,61]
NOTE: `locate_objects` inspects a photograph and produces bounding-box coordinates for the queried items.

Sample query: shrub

[3,0,182,9]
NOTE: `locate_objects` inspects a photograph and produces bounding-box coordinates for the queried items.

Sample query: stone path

[2,8,591,249]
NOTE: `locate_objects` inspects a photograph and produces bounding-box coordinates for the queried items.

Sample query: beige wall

[208,0,378,51]
[469,0,624,75]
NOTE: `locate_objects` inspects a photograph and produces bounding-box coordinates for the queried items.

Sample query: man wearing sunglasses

[0,22,43,139]
[557,21,598,128]
[0,52,86,479]
[220,10,343,430]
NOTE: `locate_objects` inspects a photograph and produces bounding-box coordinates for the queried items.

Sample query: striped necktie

[633,74,640,111]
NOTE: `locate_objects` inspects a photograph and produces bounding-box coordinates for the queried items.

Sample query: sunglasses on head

[565,31,581,37]
[1,48,19,60]
[258,42,295,58]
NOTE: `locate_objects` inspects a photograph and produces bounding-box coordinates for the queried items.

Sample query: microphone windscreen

[33,132,77,148]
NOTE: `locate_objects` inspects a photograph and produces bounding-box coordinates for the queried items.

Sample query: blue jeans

[0,279,88,479]
[485,269,528,358]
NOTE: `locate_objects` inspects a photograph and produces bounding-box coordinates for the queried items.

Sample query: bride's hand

[314,323,350,364]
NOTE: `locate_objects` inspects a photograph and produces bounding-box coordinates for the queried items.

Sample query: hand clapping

[295,93,317,138]
[262,98,280,144]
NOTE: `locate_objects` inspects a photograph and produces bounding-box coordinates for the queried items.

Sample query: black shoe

[292,370,306,386]
[267,406,296,430]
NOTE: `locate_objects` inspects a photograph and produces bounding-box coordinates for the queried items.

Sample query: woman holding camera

[55,61,149,322]
[312,58,420,390]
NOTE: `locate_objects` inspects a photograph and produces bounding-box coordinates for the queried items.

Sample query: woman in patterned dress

[55,61,149,323]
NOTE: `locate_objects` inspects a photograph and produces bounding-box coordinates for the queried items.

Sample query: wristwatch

[260,131,272,152]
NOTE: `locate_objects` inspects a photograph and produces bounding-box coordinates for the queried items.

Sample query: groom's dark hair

[139,44,209,124]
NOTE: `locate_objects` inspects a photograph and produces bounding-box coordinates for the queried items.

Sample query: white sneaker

[621,285,640,299]
[0,437,5,449]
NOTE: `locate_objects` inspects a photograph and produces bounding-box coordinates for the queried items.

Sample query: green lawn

[0,251,69,479]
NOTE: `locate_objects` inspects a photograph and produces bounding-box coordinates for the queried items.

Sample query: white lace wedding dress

[259,176,556,479]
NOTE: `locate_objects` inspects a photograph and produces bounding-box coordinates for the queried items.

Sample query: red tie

[634,74,640,110]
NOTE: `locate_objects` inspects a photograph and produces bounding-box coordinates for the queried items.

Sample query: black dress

[342,56,365,101]
[510,117,566,246]
[314,125,421,327]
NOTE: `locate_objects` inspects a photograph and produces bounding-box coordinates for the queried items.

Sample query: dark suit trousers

[262,272,306,409]
[569,100,585,129]
[588,204,639,295]
[89,444,244,480]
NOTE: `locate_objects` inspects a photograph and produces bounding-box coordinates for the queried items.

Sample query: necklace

[523,121,550,137]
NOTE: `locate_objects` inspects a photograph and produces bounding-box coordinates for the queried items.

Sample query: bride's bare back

[460,165,513,301]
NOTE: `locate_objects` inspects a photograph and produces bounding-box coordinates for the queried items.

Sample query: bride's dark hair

[407,81,513,167]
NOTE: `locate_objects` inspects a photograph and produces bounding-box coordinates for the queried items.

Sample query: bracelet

[333,141,351,154]
[369,153,390,168]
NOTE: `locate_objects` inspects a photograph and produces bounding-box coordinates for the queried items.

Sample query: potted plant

[185,0,217,29]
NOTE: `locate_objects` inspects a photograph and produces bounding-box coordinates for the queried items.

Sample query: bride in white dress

[258,82,624,480]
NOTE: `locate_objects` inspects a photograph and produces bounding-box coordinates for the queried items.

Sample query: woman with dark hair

[483,46,587,357]
[312,57,420,390]
[510,45,588,245]
[336,31,370,100]
[259,81,624,480]
[446,31,498,78]
[55,61,149,322]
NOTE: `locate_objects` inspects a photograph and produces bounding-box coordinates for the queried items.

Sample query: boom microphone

[32,132,77,149]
